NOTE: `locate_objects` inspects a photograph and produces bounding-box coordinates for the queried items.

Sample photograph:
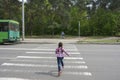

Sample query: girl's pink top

[55,47,68,57]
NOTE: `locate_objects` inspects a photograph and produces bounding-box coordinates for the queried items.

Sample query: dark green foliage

[0,0,119,36]
[87,8,118,36]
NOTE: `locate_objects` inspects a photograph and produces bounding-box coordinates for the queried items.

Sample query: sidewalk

[20,38,80,44]
[20,37,120,44]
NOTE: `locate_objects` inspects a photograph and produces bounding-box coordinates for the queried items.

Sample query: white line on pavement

[0,78,29,80]
[1,63,88,69]
[10,59,86,64]
[64,72,92,76]
[0,48,77,51]
[32,48,77,51]
[16,56,83,60]
[0,69,92,76]
[26,52,80,54]
[0,48,31,50]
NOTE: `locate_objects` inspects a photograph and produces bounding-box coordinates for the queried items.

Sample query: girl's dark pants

[57,57,64,72]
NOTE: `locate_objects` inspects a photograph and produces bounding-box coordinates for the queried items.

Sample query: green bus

[0,20,20,44]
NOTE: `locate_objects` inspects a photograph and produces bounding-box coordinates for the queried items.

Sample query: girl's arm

[63,49,70,56]
[55,48,58,54]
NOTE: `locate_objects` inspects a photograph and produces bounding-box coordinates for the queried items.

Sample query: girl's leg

[57,57,61,72]
[57,57,62,76]
[61,57,64,68]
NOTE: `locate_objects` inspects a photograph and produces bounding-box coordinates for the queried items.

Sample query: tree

[89,8,118,36]
[1,0,119,36]
[0,0,21,20]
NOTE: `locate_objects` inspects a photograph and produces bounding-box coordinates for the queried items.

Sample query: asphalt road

[0,43,120,80]
[76,44,120,80]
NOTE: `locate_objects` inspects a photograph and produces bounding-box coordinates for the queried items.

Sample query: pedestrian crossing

[0,44,92,80]
[26,52,80,54]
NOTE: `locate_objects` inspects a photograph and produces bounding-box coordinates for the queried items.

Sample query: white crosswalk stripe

[2,63,88,69]
[0,44,92,78]
[16,56,83,60]
[0,78,29,80]
[10,60,86,64]
[0,48,77,51]
[0,69,92,76]
[26,52,80,54]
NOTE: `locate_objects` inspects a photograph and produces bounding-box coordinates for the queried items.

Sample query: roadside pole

[22,0,25,41]
[78,21,80,38]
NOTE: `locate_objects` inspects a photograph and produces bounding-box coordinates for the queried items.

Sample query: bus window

[9,23,14,31]
[15,24,19,31]
[0,22,8,32]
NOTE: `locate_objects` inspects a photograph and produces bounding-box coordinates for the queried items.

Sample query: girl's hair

[58,42,63,48]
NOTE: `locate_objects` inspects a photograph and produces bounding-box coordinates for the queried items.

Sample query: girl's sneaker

[58,71,62,77]
[62,66,64,69]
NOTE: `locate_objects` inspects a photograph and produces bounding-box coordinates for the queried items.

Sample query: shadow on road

[35,70,58,77]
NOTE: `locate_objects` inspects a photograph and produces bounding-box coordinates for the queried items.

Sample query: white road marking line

[0,69,92,76]
[0,48,31,50]
[0,77,29,80]
[26,52,53,54]
[64,72,92,76]
[32,49,77,51]
[16,56,83,60]
[0,48,77,51]
[26,52,80,54]
[1,63,88,69]
[10,60,86,64]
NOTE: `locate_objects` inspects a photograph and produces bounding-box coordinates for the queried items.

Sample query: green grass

[78,36,120,43]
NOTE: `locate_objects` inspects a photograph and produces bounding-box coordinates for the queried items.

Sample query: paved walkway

[20,37,120,44]
[20,38,81,44]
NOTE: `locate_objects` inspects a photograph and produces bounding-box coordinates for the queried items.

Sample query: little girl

[55,42,69,76]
